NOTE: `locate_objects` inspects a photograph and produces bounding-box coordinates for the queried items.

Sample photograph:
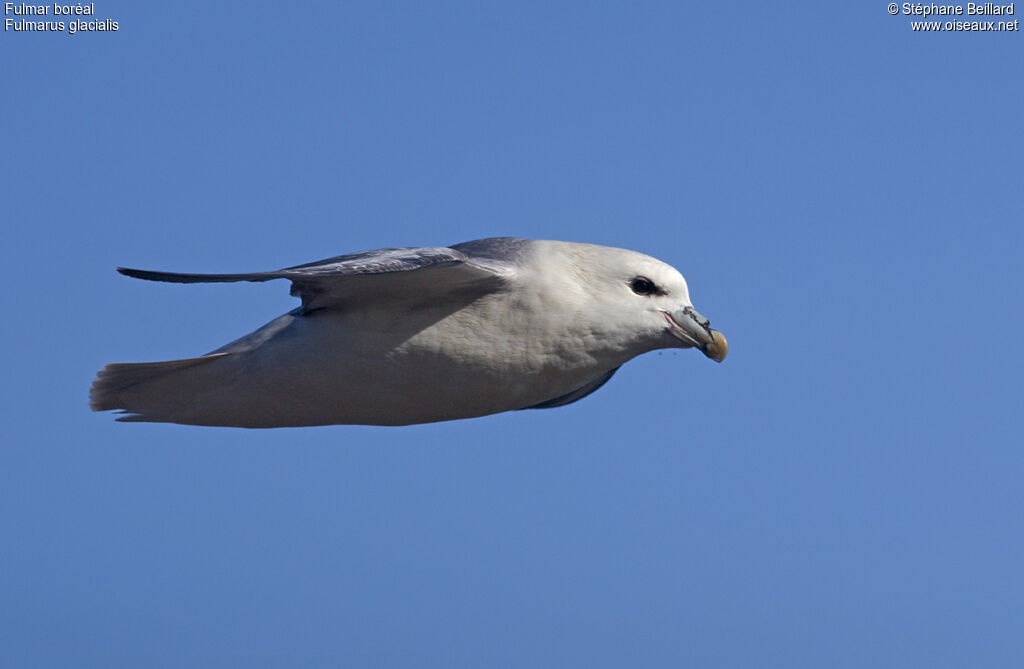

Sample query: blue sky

[3,2,1022,666]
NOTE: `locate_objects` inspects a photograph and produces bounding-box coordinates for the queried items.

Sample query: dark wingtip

[114,267,278,284]
[117,267,178,282]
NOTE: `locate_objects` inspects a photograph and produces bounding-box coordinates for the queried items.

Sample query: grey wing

[521,366,622,410]
[116,243,516,311]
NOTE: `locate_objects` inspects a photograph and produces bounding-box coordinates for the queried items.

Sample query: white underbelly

[186,305,622,427]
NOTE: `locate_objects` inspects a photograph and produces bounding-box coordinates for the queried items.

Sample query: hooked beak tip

[663,308,728,363]
[705,330,728,362]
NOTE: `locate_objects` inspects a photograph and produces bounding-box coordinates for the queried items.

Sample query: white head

[529,240,728,362]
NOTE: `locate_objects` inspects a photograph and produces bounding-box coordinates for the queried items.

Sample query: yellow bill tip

[706,329,728,362]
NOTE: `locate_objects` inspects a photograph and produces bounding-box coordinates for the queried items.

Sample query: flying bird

[90,238,727,427]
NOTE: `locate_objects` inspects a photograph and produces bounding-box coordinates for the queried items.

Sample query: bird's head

[544,242,728,362]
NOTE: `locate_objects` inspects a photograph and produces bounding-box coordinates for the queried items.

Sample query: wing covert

[117,245,510,310]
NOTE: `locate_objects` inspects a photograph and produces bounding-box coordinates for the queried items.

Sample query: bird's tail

[89,353,231,423]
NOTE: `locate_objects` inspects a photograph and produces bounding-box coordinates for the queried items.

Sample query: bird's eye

[630,277,657,296]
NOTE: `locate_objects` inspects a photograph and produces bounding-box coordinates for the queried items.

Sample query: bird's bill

[663,307,728,362]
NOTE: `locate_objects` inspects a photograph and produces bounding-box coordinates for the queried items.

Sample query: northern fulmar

[90,238,727,427]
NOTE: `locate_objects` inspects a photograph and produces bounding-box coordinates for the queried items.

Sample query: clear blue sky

[3,2,1022,666]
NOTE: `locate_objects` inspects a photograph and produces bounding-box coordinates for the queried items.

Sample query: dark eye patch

[630,277,662,296]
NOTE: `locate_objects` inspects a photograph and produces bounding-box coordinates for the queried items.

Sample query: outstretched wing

[117,244,517,311]
[520,366,621,410]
